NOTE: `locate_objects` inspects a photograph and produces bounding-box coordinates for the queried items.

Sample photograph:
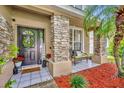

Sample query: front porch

[11,60,98,88]
[0,5,108,88]
[11,66,53,88]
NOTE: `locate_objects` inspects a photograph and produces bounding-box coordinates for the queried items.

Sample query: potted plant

[6,44,23,68]
[4,80,16,88]
[6,44,18,60]
[46,53,51,59]
[13,55,24,68]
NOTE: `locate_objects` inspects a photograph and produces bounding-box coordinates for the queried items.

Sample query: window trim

[70,26,84,51]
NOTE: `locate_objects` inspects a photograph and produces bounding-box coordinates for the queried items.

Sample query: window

[70,28,83,51]
[74,30,81,50]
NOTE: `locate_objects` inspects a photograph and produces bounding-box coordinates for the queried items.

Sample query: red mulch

[54,63,124,88]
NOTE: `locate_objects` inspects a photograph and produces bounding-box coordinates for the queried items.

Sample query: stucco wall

[0,6,12,24]
[0,61,14,87]
[11,8,53,59]
[70,18,82,28]
[48,60,72,77]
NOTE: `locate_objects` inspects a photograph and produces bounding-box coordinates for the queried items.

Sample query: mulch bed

[54,63,124,88]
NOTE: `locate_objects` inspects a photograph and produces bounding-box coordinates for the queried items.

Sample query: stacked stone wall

[51,15,70,62]
[0,16,14,56]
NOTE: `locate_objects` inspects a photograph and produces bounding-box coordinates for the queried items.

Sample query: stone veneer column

[0,15,14,87]
[92,35,108,64]
[51,15,70,62]
[49,15,72,77]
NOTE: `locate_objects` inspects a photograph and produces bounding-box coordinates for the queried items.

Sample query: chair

[71,50,92,65]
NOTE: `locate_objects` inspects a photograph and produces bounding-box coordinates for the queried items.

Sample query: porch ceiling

[11,5,53,17]
[12,5,83,28]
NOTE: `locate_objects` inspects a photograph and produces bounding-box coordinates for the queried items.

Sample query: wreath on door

[22,36,34,48]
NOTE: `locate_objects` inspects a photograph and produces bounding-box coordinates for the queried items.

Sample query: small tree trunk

[114,42,124,78]
[114,45,122,75]
[114,7,124,77]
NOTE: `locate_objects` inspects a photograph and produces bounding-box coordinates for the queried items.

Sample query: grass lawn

[55,63,124,88]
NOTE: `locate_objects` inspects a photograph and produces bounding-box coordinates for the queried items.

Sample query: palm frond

[83,5,118,39]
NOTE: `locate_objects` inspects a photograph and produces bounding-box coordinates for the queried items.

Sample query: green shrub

[0,57,6,65]
[107,40,114,56]
[107,56,115,63]
[70,75,88,88]
[0,57,6,74]
[4,80,16,88]
[107,39,124,57]
[7,44,18,59]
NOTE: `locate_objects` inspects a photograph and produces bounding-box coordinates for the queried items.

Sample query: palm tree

[114,8,124,76]
[83,5,124,77]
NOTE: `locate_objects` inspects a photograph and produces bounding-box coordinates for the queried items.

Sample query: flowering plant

[46,54,51,59]
[17,55,24,61]
[12,55,24,63]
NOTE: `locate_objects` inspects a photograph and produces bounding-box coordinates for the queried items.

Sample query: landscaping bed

[55,63,124,88]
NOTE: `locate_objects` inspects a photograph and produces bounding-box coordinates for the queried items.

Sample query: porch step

[21,64,41,74]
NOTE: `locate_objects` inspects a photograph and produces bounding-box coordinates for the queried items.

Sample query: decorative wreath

[22,36,34,48]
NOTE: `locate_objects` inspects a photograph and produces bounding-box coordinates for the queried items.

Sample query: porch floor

[72,60,99,73]
[11,60,98,88]
[11,66,53,88]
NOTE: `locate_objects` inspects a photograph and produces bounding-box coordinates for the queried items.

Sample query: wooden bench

[71,51,92,65]
[21,64,41,74]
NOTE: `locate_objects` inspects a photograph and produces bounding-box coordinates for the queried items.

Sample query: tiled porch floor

[11,67,53,88]
[72,60,99,73]
[11,60,98,88]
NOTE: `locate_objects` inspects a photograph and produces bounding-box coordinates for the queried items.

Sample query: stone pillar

[49,15,72,77]
[0,16,14,87]
[92,35,108,64]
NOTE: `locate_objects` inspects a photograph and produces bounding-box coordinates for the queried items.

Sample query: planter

[15,61,22,68]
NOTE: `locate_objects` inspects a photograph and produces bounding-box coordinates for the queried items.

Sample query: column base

[92,55,108,64]
[0,61,14,87]
[48,60,72,77]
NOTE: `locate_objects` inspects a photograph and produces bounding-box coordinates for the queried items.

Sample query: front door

[18,26,40,65]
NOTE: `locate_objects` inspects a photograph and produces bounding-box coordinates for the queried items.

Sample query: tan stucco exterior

[92,55,108,64]
[0,6,12,24]
[0,61,14,87]
[48,60,72,77]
